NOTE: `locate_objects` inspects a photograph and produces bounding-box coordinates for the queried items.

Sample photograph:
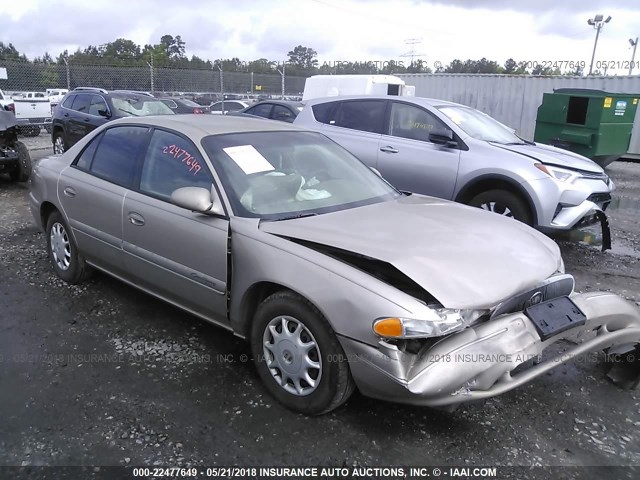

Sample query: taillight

[193,108,203,114]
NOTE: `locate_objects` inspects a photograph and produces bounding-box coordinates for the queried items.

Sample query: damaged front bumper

[550,200,611,251]
[341,292,640,407]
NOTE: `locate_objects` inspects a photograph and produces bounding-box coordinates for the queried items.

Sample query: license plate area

[525,296,586,341]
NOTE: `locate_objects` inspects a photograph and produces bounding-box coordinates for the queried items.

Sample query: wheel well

[235,282,299,338]
[455,177,537,225]
[40,202,58,230]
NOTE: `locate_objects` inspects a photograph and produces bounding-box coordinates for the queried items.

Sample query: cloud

[411,0,640,14]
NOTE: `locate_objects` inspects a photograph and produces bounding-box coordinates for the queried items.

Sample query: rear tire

[9,141,32,182]
[45,211,91,284]
[53,131,66,154]
[468,189,532,225]
[250,291,355,415]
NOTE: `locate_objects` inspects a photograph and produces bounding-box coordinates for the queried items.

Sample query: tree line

[0,37,585,76]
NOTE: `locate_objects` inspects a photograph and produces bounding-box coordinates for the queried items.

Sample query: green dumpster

[534,88,639,168]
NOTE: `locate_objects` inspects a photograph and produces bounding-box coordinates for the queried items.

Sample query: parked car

[160,97,211,114]
[294,96,614,240]
[233,100,303,123]
[0,110,31,182]
[29,115,640,415]
[50,87,174,154]
[209,100,250,115]
[193,93,220,106]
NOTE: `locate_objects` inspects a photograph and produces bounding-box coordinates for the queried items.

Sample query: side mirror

[429,128,456,147]
[171,186,224,216]
[98,108,111,118]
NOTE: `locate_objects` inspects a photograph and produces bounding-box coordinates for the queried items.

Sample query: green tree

[287,45,318,73]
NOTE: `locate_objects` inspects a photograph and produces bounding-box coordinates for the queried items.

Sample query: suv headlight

[535,163,580,183]
[373,308,488,339]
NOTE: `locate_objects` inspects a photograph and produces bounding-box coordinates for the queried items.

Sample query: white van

[302,75,415,101]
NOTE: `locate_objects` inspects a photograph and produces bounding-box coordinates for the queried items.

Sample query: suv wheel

[53,132,66,154]
[250,291,355,415]
[469,189,532,225]
[9,141,32,182]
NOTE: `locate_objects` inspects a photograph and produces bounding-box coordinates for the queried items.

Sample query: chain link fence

[0,61,308,98]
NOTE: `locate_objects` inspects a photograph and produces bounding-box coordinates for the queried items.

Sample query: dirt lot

[1,142,639,475]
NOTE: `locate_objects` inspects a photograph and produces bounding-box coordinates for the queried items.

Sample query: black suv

[51,87,174,154]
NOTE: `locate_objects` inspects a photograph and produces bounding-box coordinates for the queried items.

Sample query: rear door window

[89,126,149,187]
[71,94,91,114]
[333,100,386,133]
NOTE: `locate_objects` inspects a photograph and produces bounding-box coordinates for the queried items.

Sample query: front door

[376,101,461,199]
[122,128,228,322]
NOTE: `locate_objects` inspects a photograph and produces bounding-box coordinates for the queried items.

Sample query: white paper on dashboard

[223,145,275,175]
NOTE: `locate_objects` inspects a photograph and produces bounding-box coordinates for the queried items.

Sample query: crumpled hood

[260,195,562,310]
[495,142,604,173]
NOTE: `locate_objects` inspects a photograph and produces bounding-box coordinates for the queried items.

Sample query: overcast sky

[1,0,639,73]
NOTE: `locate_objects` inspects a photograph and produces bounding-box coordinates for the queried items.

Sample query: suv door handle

[380,146,399,154]
[63,187,76,198]
[128,212,145,226]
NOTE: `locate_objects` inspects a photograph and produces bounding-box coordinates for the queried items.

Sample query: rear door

[376,101,461,199]
[121,128,228,322]
[67,93,92,146]
[311,99,387,168]
[58,125,150,275]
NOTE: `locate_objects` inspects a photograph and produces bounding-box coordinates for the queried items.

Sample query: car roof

[107,113,305,140]
[304,95,462,108]
[250,100,303,107]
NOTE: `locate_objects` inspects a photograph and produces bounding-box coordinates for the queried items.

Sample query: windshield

[201,131,399,219]
[111,97,175,117]
[438,106,522,144]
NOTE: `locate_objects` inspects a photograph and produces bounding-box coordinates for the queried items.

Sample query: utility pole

[63,56,70,89]
[587,14,612,75]
[630,38,638,75]
[216,64,224,113]
[147,52,154,94]
[277,63,285,100]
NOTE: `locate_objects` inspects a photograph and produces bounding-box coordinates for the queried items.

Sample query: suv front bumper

[340,292,640,407]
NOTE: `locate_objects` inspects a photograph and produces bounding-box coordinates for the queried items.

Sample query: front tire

[250,291,355,415]
[45,211,90,284]
[9,141,32,182]
[468,189,532,225]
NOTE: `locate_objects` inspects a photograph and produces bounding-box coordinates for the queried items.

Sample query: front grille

[491,274,575,318]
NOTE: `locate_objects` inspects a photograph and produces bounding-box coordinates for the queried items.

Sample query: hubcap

[480,201,513,218]
[263,316,322,396]
[50,222,71,271]
[54,136,65,154]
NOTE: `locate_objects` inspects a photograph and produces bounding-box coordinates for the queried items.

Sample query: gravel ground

[1,149,639,475]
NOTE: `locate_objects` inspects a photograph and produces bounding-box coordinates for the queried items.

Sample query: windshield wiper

[117,107,140,117]
[272,212,318,221]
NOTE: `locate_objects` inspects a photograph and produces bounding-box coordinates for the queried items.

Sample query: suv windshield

[202,131,399,219]
[111,97,174,117]
[438,106,523,144]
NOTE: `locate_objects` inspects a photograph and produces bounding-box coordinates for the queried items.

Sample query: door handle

[63,113,69,117]
[63,187,76,198]
[128,212,145,226]
[83,118,90,122]
[380,146,399,154]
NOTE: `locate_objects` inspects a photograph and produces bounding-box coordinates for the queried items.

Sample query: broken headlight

[373,308,488,339]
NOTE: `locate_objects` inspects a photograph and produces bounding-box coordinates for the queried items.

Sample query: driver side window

[139,130,213,201]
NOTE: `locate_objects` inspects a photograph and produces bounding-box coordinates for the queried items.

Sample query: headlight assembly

[534,163,580,183]
[373,308,487,339]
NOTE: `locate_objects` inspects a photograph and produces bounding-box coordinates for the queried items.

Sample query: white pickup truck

[12,93,52,137]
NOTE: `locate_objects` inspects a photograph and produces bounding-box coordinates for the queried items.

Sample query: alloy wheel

[50,222,71,270]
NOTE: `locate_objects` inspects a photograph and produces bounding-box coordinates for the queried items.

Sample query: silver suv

[294,95,614,238]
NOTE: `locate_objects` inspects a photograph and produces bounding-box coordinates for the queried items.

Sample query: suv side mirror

[98,108,111,118]
[429,128,456,147]
[171,186,224,216]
